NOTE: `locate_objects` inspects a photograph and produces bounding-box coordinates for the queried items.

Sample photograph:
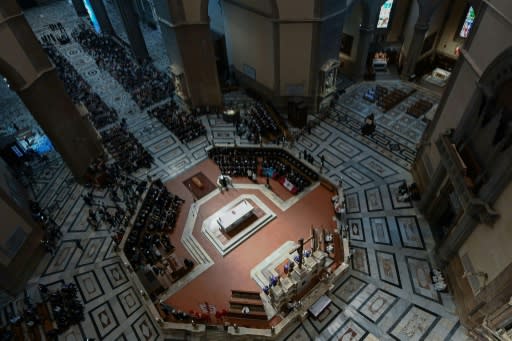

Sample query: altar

[423,67,452,87]
[217,200,254,233]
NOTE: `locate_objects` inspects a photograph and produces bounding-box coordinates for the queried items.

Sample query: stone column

[401,23,429,78]
[17,71,105,179]
[114,0,150,61]
[418,164,447,213]
[71,0,88,17]
[89,0,115,35]
[154,0,222,107]
[0,1,104,180]
[353,26,375,81]
[134,0,158,28]
[401,0,444,79]
[353,0,380,81]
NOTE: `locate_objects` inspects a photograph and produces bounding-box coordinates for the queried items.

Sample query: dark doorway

[16,0,38,9]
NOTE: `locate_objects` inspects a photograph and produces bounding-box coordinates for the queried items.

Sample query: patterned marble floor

[0,1,472,340]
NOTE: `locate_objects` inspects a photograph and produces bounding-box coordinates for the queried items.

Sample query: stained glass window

[83,0,101,33]
[377,0,394,29]
[459,6,475,38]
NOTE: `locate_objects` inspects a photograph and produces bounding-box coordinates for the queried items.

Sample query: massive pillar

[133,0,158,28]
[222,0,349,114]
[113,0,150,61]
[89,0,115,35]
[0,0,104,180]
[153,0,222,107]
[401,0,444,78]
[353,0,381,81]
[401,22,429,78]
[0,159,44,295]
[71,0,88,17]
[353,27,375,80]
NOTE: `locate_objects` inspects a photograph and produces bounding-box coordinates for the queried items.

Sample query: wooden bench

[231,290,261,300]
[226,309,268,320]
[229,297,265,307]
[230,303,266,312]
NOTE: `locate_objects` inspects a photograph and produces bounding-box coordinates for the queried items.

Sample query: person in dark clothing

[362,113,376,136]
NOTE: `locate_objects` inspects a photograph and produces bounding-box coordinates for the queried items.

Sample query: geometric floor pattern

[0,2,470,340]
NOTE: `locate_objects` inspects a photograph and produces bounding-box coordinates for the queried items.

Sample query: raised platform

[202,194,276,256]
[250,241,298,289]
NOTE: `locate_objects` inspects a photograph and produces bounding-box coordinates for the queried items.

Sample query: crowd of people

[43,45,118,129]
[246,102,281,143]
[148,101,206,143]
[262,157,311,193]
[208,148,257,177]
[101,124,153,174]
[41,283,84,334]
[1,281,84,339]
[73,27,173,109]
[124,180,184,275]
[208,147,318,194]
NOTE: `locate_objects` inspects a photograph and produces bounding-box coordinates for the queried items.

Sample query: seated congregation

[123,180,193,298]
[208,147,319,194]
[147,100,207,143]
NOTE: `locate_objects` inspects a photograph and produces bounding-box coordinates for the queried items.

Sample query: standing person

[320,154,325,167]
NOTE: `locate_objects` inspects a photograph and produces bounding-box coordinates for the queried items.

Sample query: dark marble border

[370,217,392,245]
[340,166,372,186]
[357,288,399,323]
[102,262,129,289]
[67,202,88,233]
[88,301,119,340]
[327,317,369,341]
[350,246,371,276]
[359,155,398,179]
[405,256,441,303]
[103,239,119,261]
[348,218,365,242]
[345,192,361,214]
[364,187,384,212]
[330,136,362,159]
[74,270,105,304]
[308,301,341,333]
[116,286,142,318]
[311,124,333,142]
[387,304,441,341]
[375,250,402,288]
[387,180,413,209]
[77,237,106,267]
[317,148,344,168]
[333,275,369,304]
[395,216,425,250]
[42,241,78,277]
[131,312,160,341]
[283,322,313,340]
[443,321,461,341]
